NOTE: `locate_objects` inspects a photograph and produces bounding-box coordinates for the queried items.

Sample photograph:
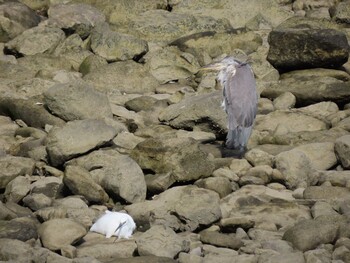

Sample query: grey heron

[202,57,258,155]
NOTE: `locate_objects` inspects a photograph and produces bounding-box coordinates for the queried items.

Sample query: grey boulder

[63,165,109,204]
[38,218,87,251]
[43,81,113,121]
[136,225,188,258]
[83,60,159,94]
[68,149,146,203]
[0,2,41,42]
[131,137,215,182]
[0,155,35,189]
[126,185,221,231]
[283,215,346,252]
[45,3,106,38]
[5,26,66,56]
[267,27,349,71]
[159,91,227,136]
[46,119,117,166]
[90,23,148,62]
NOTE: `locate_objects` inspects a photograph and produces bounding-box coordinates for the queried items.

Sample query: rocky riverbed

[1,0,350,262]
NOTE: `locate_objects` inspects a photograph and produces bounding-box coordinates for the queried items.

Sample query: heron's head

[201,56,244,74]
[201,57,246,84]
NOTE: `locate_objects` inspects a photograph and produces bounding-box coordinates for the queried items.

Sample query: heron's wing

[223,64,258,130]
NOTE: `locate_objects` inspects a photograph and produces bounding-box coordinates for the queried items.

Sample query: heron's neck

[218,71,226,86]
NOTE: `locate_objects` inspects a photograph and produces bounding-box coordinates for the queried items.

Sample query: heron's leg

[113,221,127,242]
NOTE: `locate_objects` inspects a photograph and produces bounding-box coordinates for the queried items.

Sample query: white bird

[90,210,136,239]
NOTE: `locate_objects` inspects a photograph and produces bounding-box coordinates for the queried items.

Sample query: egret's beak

[200,62,225,72]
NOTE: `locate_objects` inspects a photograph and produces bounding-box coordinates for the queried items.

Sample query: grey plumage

[202,57,258,152]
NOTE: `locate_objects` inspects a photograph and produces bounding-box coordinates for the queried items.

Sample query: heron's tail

[226,126,253,150]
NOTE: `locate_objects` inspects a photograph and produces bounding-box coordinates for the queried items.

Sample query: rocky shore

[1,0,350,262]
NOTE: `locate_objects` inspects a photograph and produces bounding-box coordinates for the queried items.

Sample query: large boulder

[294,142,337,170]
[159,91,227,136]
[136,225,187,258]
[0,156,35,189]
[0,97,65,129]
[220,185,310,229]
[126,10,232,42]
[0,217,38,242]
[267,17,349,71]
[333,1,350,24]
[131,137,215,182]
[275,149,314,189]
[283,215,347,252]
[254,111,328,133]
[268,28,349,71]
[90,23,148,62]
[46,119,117,166]
[17,54,73,75]
[44,3,106,38]
[171,0,292,29]
[68,149,147,203]
[63,165,109,204]
[76,237,137,260]
[38,218,87,251]
[43,81,113,121]
[125,185,221,231]
[171,31,262,63]
[0,2,41,42]
[261,71,350,106]
[5,26,66,56]
[83,60,159,94]
[145,46,200,84]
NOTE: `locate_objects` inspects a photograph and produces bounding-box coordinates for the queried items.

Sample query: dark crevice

[3,46,23,58]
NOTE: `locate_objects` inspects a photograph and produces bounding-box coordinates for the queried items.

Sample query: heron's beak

[200,62,225,72]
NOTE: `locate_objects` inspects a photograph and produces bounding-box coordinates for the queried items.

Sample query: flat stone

[0,217,38,241]
[76,238,137,260]
[255,111,327,133]
[200,230,243,249]
[220,185,310,229]
[304,186,350,200]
